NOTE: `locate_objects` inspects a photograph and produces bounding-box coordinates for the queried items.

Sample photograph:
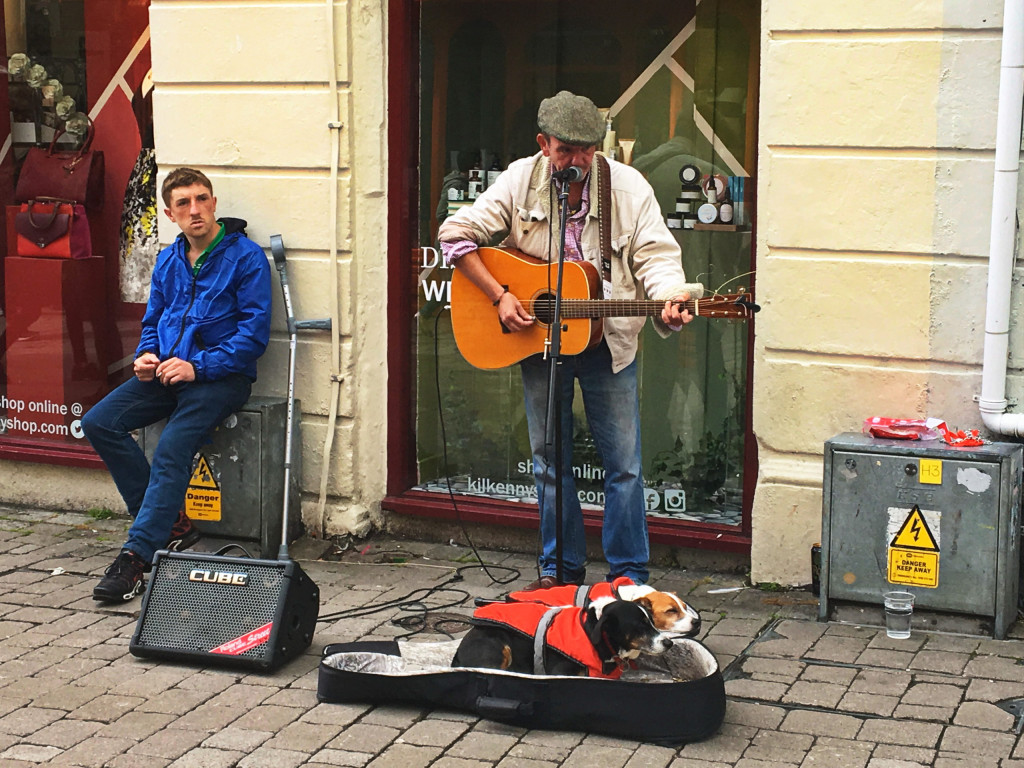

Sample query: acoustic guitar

[450,247,759,370]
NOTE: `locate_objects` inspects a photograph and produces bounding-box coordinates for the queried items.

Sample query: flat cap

[537,91,606,145]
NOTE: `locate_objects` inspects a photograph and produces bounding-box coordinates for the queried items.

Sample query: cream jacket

[438,152,702,372]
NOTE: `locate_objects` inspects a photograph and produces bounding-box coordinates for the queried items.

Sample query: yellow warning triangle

[189,454,220,490]
[890,505,938,551]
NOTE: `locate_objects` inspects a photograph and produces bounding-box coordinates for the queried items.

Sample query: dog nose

[690,617,702,636]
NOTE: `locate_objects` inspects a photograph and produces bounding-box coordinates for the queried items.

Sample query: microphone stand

[544,172,573,585]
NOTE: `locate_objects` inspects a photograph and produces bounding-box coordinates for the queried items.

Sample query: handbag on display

[15,198,92,259]
[14,118,105,210]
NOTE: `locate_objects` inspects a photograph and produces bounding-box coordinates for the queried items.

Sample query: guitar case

[317,637,725,745]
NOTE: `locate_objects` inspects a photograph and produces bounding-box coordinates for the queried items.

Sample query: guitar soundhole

[532,293,556,325]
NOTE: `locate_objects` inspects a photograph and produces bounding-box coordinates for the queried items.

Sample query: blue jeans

[520,341,648,584]
[81,373,251,562]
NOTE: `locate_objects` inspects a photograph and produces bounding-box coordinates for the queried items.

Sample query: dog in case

[504,576,701,637]
[452,597,674,678]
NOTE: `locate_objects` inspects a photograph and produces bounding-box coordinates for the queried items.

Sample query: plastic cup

[883,591,915,639]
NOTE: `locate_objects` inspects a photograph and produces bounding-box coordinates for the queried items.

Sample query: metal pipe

[979,0,1024,436]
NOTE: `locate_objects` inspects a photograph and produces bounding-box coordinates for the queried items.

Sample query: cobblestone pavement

[1,505,1023,767]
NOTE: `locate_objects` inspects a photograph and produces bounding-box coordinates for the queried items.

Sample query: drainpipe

[316,0,344,530]
[979,0,1024,436]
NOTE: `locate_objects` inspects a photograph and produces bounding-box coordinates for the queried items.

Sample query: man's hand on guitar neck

[662,294,694,332]
[496,291,535,332]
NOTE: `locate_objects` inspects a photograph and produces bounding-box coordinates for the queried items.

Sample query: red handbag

[14,118,105,210]
[15,199,92,259]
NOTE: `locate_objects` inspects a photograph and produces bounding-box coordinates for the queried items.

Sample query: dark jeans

[81,373,251,562]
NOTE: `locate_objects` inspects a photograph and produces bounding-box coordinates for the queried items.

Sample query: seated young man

[82,167,272,602]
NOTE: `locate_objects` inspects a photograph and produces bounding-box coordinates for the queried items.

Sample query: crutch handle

[270,233,287,267]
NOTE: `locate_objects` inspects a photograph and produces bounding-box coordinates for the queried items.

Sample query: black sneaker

[167,507,201,551]
[93,549,147,603]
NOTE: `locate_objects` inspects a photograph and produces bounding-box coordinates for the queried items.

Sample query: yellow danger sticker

[185,487,221,521]
[888,548,939,587]
[186,454,221,521]
[189,455,219,490]
[890,505,939,551]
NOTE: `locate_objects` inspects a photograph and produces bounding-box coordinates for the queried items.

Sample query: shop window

[0,0,154,465]
[401,0,758,539]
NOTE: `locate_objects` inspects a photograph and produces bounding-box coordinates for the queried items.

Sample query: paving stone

[746,621,825,659]
[849,669,912,696]
[742,730,813,762]
[804,635,869,664]
[677,734,751,763]
[264,721,345,753]
[799,740,871,767]
[951,700,1015,730]
[937,724,1017,758]
[965,677,1024,702]
[725,679,789,702]
[854,649,916,669]
[66,693,145,723]
[129,727,207,759]
[891,704,953,722]
[782,680,847,708]
[396,718,472,748]
[307,748,374,766]
[46,734,136,766]
[0,743,64,762]
[22,717,103,748]
[360,742,442,768]
[901,682,964,708]
[723,701,786,730]
[931,755,1001,768]
[448,731,519,761]
[99,711,177,741]
[780,709,863,739]
[166,747,247,767]
[561,742,634,768]
[868,744,935,765]
[202,727,274,752]
[856,719,942,748]
[136,687,217,715]
[838,691,899,716]
[326,723,401,754]
[0,706,65,736]
[427,758,492,768]
[623,743,676,768]
[908,651,970,675]
[963,656,1024,683]
[799,663,857,685]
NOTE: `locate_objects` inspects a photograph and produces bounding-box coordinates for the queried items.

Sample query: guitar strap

[596,154,612,283]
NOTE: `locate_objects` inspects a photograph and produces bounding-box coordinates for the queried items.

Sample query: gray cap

[537,91,606,145]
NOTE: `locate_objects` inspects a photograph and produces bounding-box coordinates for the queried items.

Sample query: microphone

[550,166,584,183]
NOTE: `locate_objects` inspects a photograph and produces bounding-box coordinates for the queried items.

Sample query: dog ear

[586,604,611,646]
[635,596,654,615]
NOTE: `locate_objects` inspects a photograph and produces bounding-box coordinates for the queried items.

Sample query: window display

[412,0,758,533]
[0,0,153,464]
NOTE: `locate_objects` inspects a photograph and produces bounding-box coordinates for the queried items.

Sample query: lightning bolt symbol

[911,517,922,542]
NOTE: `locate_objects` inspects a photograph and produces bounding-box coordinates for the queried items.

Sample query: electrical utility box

[138,396,302,558]
[820,432,1022,639]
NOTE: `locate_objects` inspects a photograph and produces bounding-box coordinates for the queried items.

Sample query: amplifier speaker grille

[130,551,319,670]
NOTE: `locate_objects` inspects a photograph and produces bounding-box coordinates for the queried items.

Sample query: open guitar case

[317,636,726,745]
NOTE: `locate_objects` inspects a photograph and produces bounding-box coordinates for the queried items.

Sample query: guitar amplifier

[130,550,319,670]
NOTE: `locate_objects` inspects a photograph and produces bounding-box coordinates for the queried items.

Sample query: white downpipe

[980,0,1024,436]
[317,0,344,529]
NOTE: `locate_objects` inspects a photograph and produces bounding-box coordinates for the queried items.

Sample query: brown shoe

[522,575,564,591]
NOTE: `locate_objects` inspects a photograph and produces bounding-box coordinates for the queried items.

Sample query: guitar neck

[557,299,695,319]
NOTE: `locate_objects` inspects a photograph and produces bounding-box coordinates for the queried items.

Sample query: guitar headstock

[694,289,760,319]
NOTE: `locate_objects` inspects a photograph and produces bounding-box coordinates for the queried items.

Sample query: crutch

[269,234,331,560]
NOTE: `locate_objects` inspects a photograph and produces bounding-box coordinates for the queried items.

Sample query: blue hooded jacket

[136,218,271,382]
